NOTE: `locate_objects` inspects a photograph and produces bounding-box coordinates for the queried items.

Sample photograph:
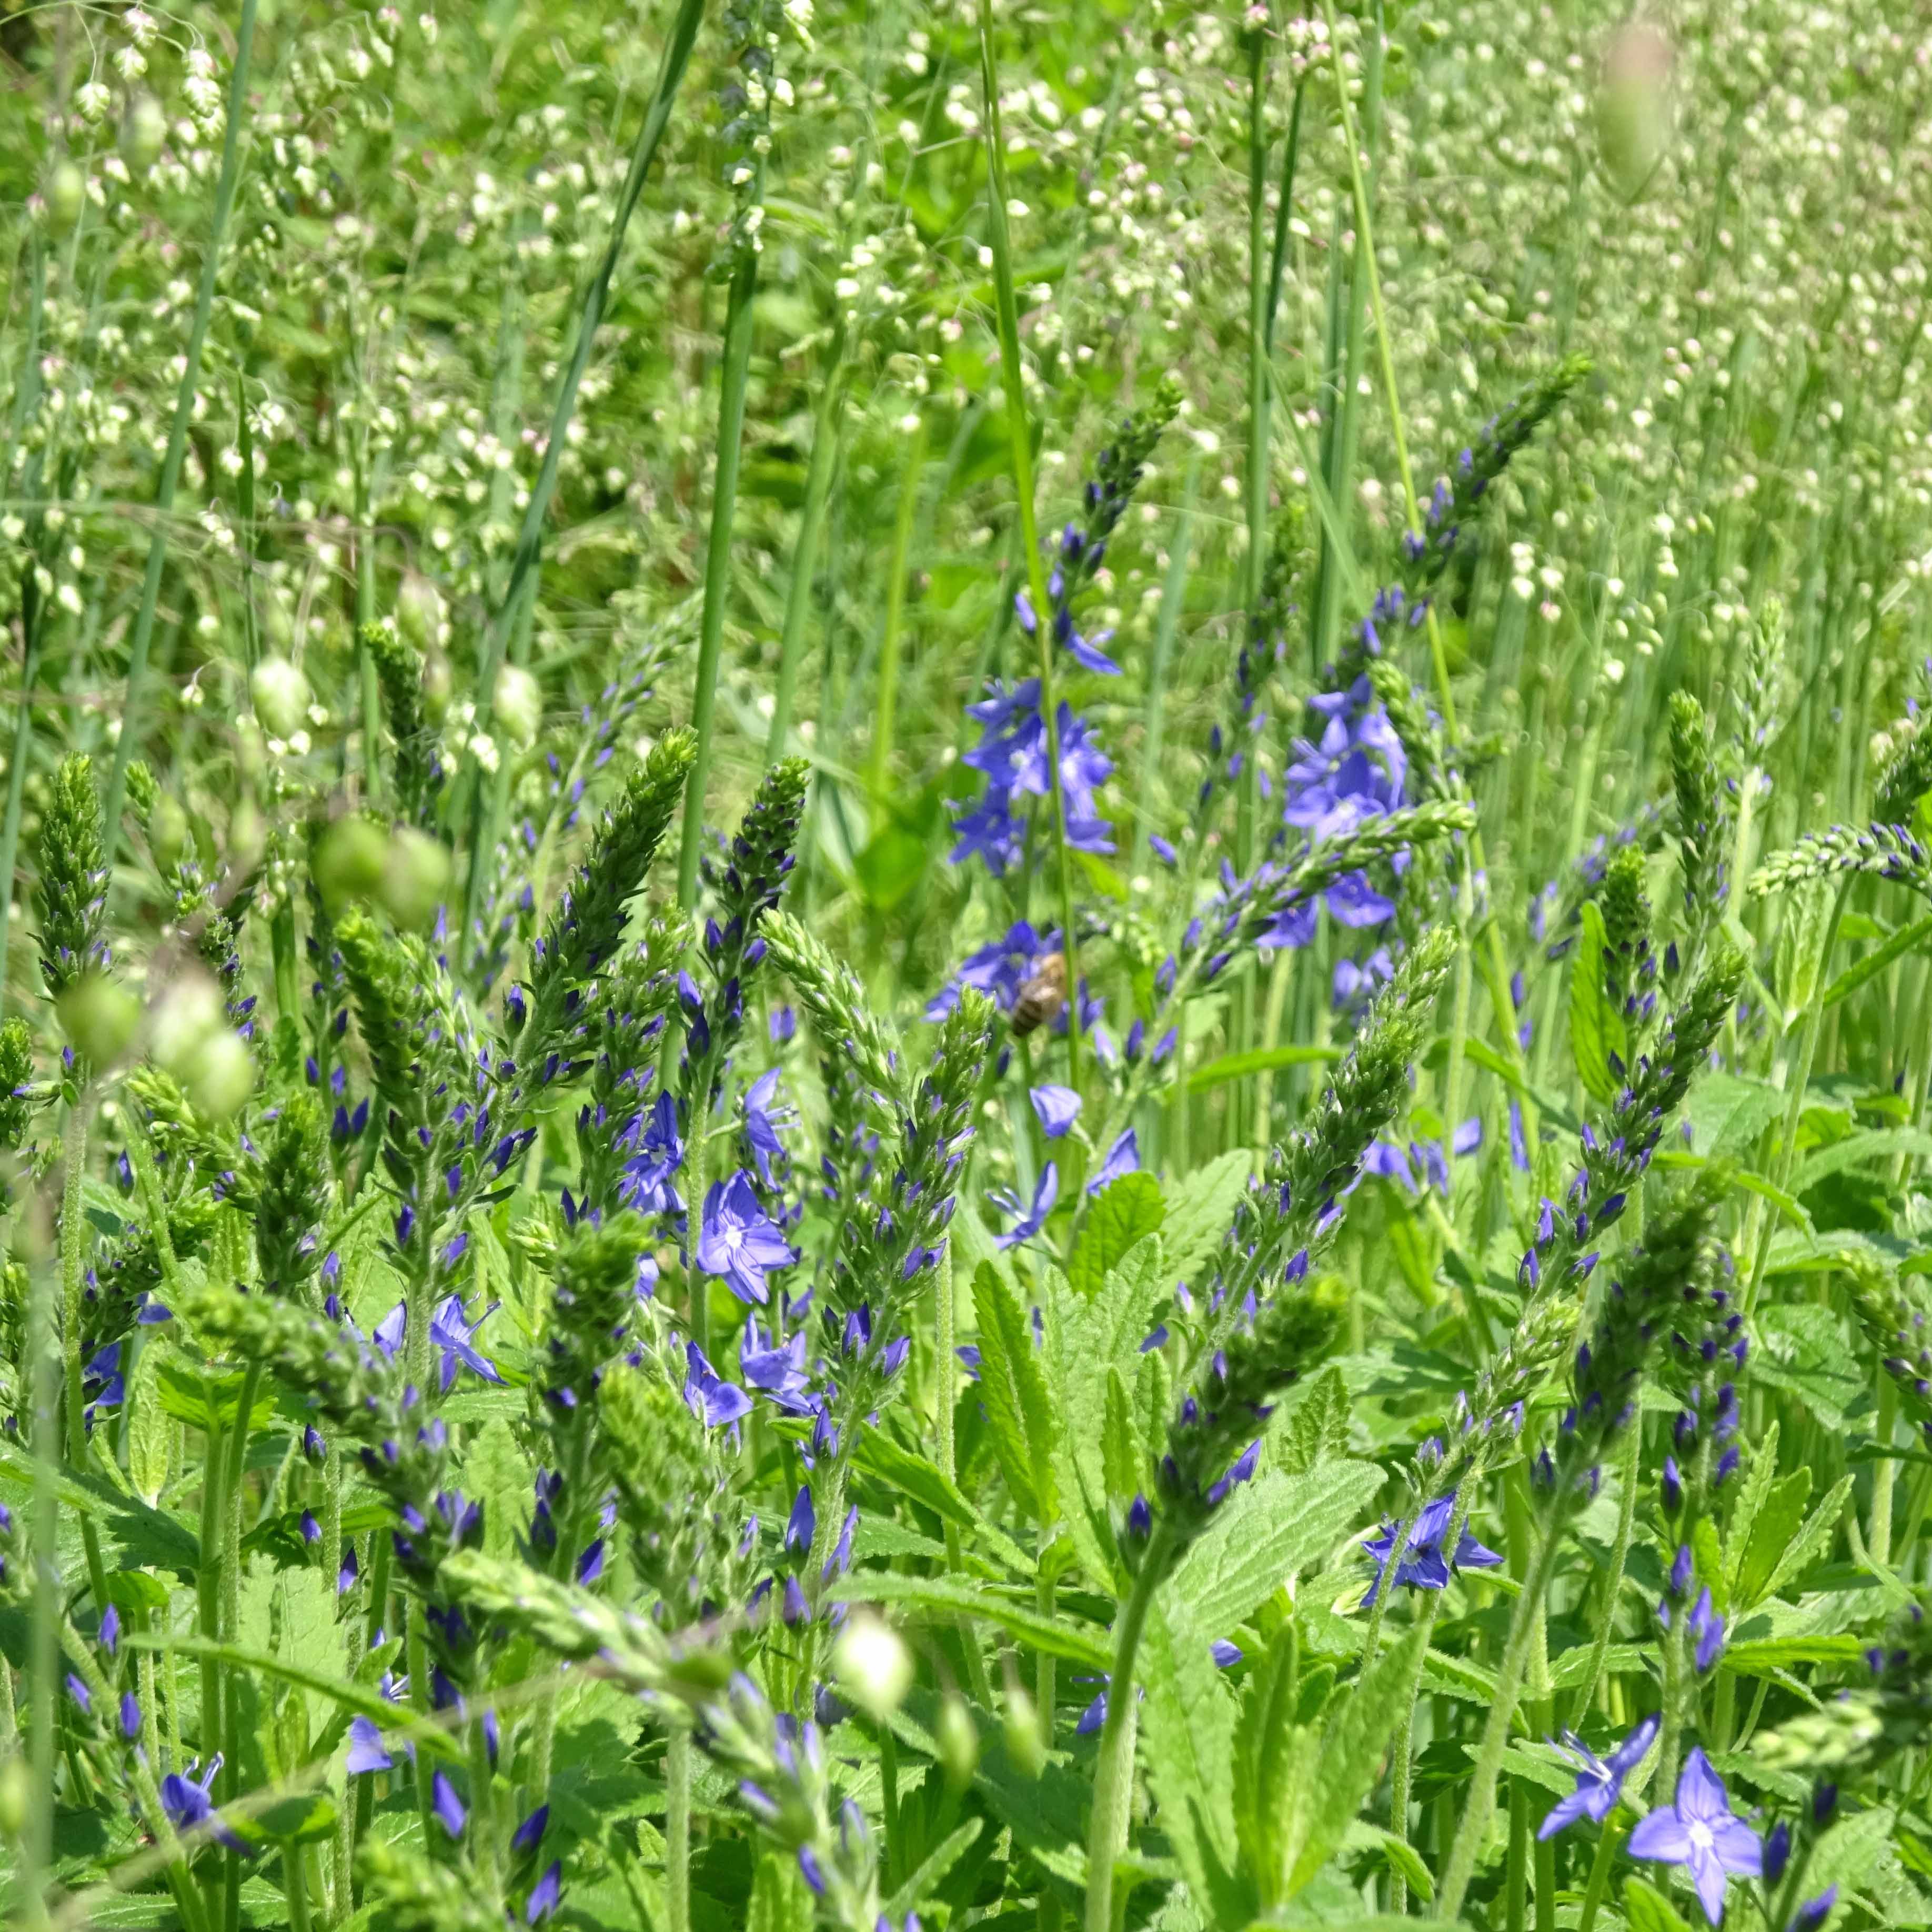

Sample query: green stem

[867,420,929,806]
[934,1242,956,1487]
[666,1724,693,1932]
[766,327,847,762]
[1131,456,1199,883]
[1566,1422,1640,1728]
[1082,1534,1171,1932]
[0,626,42,1013]
[59,1089,112,1616]
[1874,1359,1898,1565]
[24,1241,59,1917]
[1438,1497,1572,1920]
[975,0,1083,1091]
[676,236,761,910]
[103,0,260,858]
[1574,1819,1623,1932]
[465,0,707,914]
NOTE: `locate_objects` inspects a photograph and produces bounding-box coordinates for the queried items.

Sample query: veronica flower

[431,1769,467,1840]
[618,1089,685,1217]
[697,1171,797,1305]
[160,1755,251,1853]
[1627,1747,1762,1924]
[991,1163,1058,1249]
[1538,1715,1658,1839]
[740,1320,813,1414]
[1088,1129,1140,1194]
[742,1068,793,1186]
[429,1293,503,1392]
[1029,1085,1081,1139]
[683,1342,753,1430]
[346,1716,394,1775]
[1361,1492,1504,1607]
[526,1864,562,1925]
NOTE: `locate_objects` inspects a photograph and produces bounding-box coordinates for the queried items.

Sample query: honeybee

[1010,950,1068,1037]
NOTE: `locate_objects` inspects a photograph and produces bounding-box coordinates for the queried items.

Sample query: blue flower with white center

[1627,1747,1762,1925]
[1537,1714,1658,1839]
[697,1170,797,1305]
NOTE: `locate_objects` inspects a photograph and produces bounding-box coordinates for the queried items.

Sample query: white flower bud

[935,1694,978,1789]
[494,663,542,750]
[314,816,389,912]
[1002,1685,1046,1778]
[833,1615,913,1720]
[250,655,311,740]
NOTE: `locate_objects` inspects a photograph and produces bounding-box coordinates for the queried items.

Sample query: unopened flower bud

[833,1614,913,1722]
[122,94,166,172]
[494,663,541,750]
[45,162,86,236]
[1002,1685,1045,1778]
[183,1028,253,1121]
[150,972,224,1075]
[55,974,138,1065]
[395,573,444,651]
[420,647,454,724]
[250,655,312,740]
[375,827,451,933]
[935,1694,978,1790]
[0,1754,27,1838]
[147,793,189,875]
[314,817,388,912]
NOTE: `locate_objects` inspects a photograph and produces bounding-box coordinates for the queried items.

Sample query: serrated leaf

[1719,1421,1783,1602]
[1761,1473,1854,1599]
[1170,1462,1385,1642]
[1071,1173,1166,1299]
[1162,1149,1255,1286]
[1102,1365,1144,1511]
[1795,1126,1932,1191]
[1733,1466,1813,1609]
[1753,1305,1865,1430]
[971,1260,1060,1527]
[843,1425,1032,1576]
[1569,899,1627,1105]
[884,1819,983,1923]
[1284,1627,1431,1895]
[1684,1071,1784,1159]
[1141,1598,1255,1927]
[749,1846,816,1932]
[1279,1366,1355,1475]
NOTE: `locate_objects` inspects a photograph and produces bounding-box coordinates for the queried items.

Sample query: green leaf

[1285,1627,1431,1895]
[830,1573,1111,1668]
[883,1819,983,1923]
[255,1791,338,1845]
[1279,1367,1355,1475]
[1733,1466,1814,1610]
[1795,1126,1932,1191]
[854,824,928,911]
[1041,1241,1171,1588]
[1684,1071,1785,1159]
[1141,1598,1255,1927]
[124,1635,463,1762]
[1823,910,1932,1008]
[153,1354,276,1436]
[1169,1462,1384,1642]
[1761,1473,1854,1600]
[1622,1875,1694,1932]
[1102,1365,1144,1512]
[844,1425,1032,1575]
[1569,899,1627,1105]
[749,1846,817,1932]
[1070,1173,1165,1299]
[1188,1043,1341,1092]
[970,1261,1060,1527]
[1163,1149,1255,1286]
[1753,1304,1866,1430]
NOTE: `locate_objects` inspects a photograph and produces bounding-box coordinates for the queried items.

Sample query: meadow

[1,0,1930,1928]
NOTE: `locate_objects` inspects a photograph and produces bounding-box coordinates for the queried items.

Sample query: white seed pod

[375,827,452,932]
[494,663,541,750]
[250,655,312,741]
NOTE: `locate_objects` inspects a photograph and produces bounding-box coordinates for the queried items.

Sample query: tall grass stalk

[461,0,708,925]
[102,0,261,862]
[974,0,1085,1090]
[866,418,929,806]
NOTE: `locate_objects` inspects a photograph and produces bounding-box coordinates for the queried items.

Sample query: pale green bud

[149,971,224,1075]
[183,1028,254,1121]
[1597,22,1674,203]
[313,816,389,912]
[45,162,86,236]
[395,573,444,651]
[1002,1685,1045,1778]
[123,94,167,172]
[56,974,139,1065]
[421,647,454,724]
[375,827,452,932]
[147,793,189,874]
[935,1693,978,1790]
[494,663,542,750]
[250,655,311,740]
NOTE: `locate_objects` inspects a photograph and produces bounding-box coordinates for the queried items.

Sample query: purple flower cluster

[951,681,1114,875]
